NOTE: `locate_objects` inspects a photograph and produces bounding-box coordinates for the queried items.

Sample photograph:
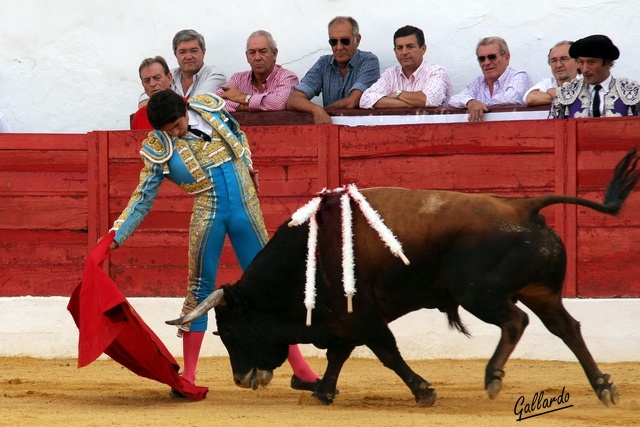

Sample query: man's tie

[592,84,602,118]
[188,125,212,142]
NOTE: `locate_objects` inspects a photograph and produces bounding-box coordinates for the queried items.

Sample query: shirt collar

[589,74,613,92]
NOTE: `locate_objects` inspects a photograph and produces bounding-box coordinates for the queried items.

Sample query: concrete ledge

[1,297,638,362]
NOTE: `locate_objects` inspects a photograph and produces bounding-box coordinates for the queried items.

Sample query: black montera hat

[569,34,620,60]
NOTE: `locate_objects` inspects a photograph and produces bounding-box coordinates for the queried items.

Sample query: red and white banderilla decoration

[288,184,410,326]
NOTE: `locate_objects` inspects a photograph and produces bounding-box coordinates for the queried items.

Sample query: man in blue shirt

[287,16,380,124]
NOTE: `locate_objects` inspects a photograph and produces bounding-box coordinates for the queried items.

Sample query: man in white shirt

[360,25,452,109]
[524,41,579,106]
[449,36,531,122]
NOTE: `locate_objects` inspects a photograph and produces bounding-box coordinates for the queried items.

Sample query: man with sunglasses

[449,36,531,122]
[286,16,380,124]
[549,34,640,118]
[524,41,579,107]
[360,25,452,109]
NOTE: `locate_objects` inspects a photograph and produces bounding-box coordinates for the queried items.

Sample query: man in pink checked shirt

[360,25,452,109]
[215,30,298,112]
[449,36,532,122]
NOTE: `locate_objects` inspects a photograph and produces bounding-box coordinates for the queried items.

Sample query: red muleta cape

[67,231,208,400]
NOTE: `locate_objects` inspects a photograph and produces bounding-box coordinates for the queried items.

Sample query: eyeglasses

[329,38,351,47]
[477,54,498,63]
[549,56,572,65]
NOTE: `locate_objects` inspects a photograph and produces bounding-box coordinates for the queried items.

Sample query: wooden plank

[0,230,86,265]
[341,153,555,191]
[555,119,577,297]
[111,266,242,297]
[1,266,83,296]
[339,120,556,158]
[577,228,640,297]
[0,133,86,151]
[0,150,87,172]
[577,117,640,150]
[0,196,87,230]
[0,171,87,196]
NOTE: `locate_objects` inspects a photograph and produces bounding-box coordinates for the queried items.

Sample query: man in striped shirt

[215,30,298,112]
[449,36,531,122]
[360,25,452,109]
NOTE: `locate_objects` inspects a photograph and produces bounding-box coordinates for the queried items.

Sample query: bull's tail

[530,147,640,215]
[447,309,471,337]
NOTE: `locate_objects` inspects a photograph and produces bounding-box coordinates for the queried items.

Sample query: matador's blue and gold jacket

[111,93,254,245]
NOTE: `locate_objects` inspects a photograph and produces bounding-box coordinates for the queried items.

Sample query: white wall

[2,297,639,362]
[1,0,638,132]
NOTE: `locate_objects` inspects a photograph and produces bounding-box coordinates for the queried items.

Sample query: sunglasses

[477,54,498,63]
[329,38,351,47]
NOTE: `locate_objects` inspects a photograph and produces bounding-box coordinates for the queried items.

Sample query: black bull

[168,148,639,407]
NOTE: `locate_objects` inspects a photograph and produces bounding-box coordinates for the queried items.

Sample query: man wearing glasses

[287,16,380,124]
[449,36,531,122]
[138,29,226,108]
[549,34,640,119]
[524,41,579,107]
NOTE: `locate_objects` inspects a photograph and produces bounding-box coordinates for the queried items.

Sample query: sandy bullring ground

[1,356,639,426]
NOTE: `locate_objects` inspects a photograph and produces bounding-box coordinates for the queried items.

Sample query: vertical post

[317,125,341,189]
[86,131,110,269]
[554,120,578,297]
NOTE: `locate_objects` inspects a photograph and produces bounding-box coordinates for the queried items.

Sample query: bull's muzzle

[234,368,273,390]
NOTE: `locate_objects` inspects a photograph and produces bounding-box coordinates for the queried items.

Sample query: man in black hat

[550,34,640,118]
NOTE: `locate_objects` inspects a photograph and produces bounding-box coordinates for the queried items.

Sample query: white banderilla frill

[288,185,410,326]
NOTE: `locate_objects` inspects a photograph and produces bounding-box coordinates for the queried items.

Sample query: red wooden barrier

[1,117,638,298]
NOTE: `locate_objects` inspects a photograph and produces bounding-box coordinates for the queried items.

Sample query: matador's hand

[248,167,260,193]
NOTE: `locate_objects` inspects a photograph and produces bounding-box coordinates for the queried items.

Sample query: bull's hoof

[415,388,437,407]
[485,369,505,399]
[312,391,334,405]
[486,379,502,399]
[596,374,619,407]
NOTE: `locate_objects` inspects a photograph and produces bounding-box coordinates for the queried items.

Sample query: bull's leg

[519,289,619,406]
[312,344,354,405]
[355,318,436,407]
[461,300,530,399]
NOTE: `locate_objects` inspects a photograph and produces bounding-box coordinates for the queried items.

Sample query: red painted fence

[1,116,639,298]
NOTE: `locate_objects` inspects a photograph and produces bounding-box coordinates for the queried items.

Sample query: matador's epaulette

[556,78,584,106]
[140,130,173,164]
[615,78,640,106]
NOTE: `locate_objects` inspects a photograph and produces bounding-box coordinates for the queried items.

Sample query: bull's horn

[165,288,225,326]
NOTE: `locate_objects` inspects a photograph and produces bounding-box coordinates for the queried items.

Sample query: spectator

[215,30,298,112]
[449,36,532,122]
[360,25,452,109]
[524,41,579,107]
[111,89,322,397]
[131,56,173,130]
[550,34,640,118]
[286,16,380,124]
[138,29,225,107]
[0,112,10,132]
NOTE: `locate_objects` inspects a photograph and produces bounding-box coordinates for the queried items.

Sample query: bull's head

[166,287,289,390]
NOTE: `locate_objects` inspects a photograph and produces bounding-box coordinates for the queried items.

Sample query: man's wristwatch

[395,90,403,99]
[245,94,252,104]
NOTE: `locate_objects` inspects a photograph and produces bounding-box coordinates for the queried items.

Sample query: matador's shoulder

[614,78,640,106]
[188,93,226,112]
[140,130,173,163]
[556,78,585,105]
